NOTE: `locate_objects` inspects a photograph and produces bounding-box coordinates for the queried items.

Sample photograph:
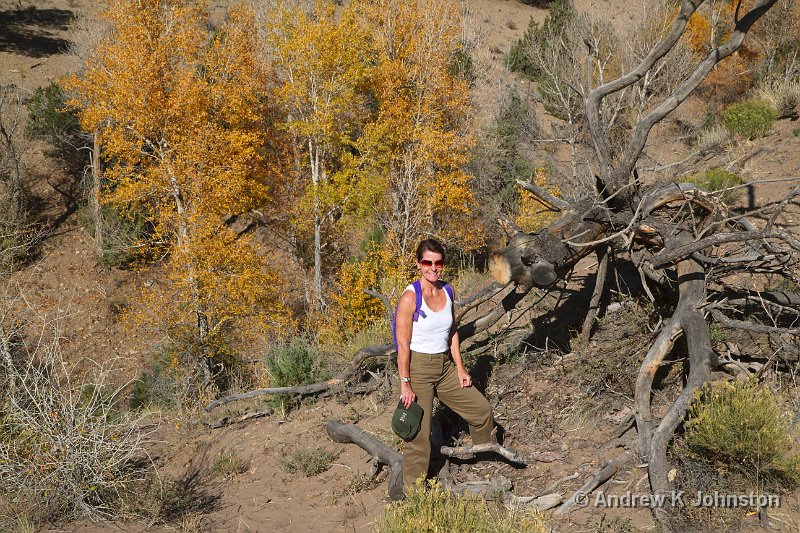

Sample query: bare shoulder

[397,287,416,312]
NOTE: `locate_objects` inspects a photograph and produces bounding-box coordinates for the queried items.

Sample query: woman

[395,238,493,490]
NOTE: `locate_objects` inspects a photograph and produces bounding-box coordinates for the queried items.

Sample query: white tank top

[407,284,453,354]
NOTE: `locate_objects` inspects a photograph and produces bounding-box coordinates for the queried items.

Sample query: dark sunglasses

[419,259,444,267]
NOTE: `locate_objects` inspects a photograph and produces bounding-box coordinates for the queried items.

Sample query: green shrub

[685,379,800,484]
[721,99,777,139]
[470,86,537,220]
[129,355,182,411]
[26,82,82,145]
[506,0,573,81]
[26,82,88,172]
[684,167,743,203]
[793,127,800,137]
[76,204,155,269]
[263,339,330,414]
[280,447,336,477]
[266,339,329,389]
[449,48,475,84]
[376,479,548,533]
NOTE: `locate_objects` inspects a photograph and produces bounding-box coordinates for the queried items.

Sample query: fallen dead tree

[327,420,561,506]
[205,344,394,412]
[484,0,800,521]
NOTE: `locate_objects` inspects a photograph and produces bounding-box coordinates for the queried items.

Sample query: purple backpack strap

[413,280,452,321]
[412,279,425,322]
[443,282,453,303]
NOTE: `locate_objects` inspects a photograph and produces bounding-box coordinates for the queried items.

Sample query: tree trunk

[169,174,210,383]
[0,322,13,396]
[309,138,324,312]
[91,131,104,254]
[488,200,610,291]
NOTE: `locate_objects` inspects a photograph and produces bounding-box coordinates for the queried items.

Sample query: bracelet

[400,377,411,383]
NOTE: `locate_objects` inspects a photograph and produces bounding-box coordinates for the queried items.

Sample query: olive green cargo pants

[402,350,493,489]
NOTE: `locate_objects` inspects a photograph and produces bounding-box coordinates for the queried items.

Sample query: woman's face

[417,250,444,284]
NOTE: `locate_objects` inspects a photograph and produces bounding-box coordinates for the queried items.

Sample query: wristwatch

[400,377,411,383]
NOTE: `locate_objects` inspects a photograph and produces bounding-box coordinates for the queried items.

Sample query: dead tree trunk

[326,420,405,501]
[487,0,788,523]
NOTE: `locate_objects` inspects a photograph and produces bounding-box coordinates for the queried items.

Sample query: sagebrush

[685,167,743,203]
[684,379,800,485]
[721,99,777,139]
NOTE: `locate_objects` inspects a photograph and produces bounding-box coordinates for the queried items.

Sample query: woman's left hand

[457,368,472,388]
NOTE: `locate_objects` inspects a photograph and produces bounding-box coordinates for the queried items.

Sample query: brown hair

[415,238,445,261]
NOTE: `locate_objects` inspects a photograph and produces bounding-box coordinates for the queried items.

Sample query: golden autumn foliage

[262,0,483,321]
[264,0,373,310]
[684,11,712,54]
[64,0,491,357]
[331,245,409,333]
[681,0,759,54]
[322,0,486,330]
[515,168,563,233]
[355,0,483,261]
[65,0,288,371]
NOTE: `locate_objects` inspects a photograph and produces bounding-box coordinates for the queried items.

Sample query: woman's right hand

[401,383,416,408]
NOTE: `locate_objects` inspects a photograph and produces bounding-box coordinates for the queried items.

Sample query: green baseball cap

[391,400,423,441]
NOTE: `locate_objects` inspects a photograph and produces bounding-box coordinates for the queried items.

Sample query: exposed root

[634,318,683,458]
[439,442,526,464]
[578,247,610,347]
[554,452,634,516]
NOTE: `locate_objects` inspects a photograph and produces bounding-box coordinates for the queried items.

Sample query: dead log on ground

[325,420,405,501]
[205,344,393,412]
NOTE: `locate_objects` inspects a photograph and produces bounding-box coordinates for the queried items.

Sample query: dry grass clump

[376,479,549,533]
[280,447,337,477]
[211,449,247,481]
[756,78,800,118]
[694,124,730,154]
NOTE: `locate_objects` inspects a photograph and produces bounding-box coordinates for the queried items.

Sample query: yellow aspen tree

[65,1,286,383]
[356,0,483,262]
[263,0,372,312]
